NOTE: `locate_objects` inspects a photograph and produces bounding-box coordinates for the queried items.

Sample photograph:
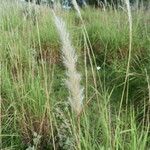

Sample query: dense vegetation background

[0,0,150,149]
[24,0,150,6]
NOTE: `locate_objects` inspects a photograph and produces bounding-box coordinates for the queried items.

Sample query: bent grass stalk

[72,0,103,108]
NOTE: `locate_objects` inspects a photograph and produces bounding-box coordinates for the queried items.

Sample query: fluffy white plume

[53,12,84,115]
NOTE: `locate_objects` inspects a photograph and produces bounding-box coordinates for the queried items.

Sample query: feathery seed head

[53,11,84,115]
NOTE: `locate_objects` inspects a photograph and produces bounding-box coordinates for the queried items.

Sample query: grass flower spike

[53,12,84,116]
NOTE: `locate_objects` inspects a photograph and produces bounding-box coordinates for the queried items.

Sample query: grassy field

[0,0,150,149]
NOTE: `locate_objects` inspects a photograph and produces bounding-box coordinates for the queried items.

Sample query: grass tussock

[0,0,150,149]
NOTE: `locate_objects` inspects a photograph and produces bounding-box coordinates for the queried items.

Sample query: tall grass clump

[1,0,150,149]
